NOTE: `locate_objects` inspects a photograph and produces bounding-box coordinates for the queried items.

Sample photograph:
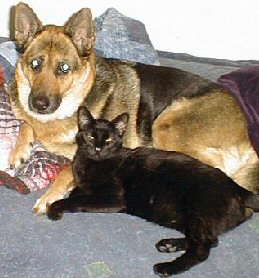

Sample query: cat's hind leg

[153,241,213,277]
[155,238,187,253]
[153,212,219,276]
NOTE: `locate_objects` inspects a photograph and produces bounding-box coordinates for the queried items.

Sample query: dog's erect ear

[14,3,42,50]
[78,106,94,130]
[112,113,129,137]
[64,8,95,57]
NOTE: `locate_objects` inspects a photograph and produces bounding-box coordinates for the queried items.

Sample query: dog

[8,3,259,215]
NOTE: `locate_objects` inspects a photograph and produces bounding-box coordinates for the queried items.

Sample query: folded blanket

[0,8,159,194]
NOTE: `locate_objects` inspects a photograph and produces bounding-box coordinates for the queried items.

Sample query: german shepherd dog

[9,3,259,215]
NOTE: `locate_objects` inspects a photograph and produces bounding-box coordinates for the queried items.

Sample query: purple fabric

[218,66,259,156]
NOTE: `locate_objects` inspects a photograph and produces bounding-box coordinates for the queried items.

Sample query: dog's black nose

[29,93,62,114]
[30,95,50,112]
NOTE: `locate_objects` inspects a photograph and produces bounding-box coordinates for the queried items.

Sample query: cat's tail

[245,193,259,212]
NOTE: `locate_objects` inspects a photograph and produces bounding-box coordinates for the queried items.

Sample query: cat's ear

[112,113,129,136]
[14,3,43,51]
[78,106,94,130]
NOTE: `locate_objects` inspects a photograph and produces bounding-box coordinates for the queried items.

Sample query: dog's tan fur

[153,92,259,191]
[9,3,259,215]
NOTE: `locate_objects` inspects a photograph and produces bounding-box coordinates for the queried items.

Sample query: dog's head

[13,3,96,122]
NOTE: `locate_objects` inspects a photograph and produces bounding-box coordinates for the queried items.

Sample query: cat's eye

[88,135,94,140]
[30,58,42,70]
[58,62,71,75]
[105,138,112,143]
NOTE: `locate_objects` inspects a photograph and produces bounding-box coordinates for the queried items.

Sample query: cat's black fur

[47,106,259,277]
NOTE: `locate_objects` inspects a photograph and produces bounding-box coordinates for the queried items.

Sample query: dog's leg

[33,164,75,215]
[9,122,34,168]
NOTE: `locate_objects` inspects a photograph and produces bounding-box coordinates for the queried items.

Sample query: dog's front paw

[33,197,49,215]
[33,191,63,215]
[9,142,33,169]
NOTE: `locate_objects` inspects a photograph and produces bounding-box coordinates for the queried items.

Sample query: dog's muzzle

[28,93,62,114]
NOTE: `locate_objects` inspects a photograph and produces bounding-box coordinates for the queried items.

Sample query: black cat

[47,106,259,277]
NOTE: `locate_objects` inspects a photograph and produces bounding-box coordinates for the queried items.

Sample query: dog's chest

[33,121,78,145]
[57,128,78,143]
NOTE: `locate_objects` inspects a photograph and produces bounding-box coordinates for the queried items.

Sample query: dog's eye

[30,58,42,70]
[58,63,71,75]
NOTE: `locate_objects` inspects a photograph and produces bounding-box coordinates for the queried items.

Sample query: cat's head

[76,106,129,159]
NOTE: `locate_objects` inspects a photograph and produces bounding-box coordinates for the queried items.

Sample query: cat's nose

[95,147,101,153]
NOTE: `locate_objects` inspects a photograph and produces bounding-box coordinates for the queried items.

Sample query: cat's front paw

[33,190,65,215]
[46,202,64,221]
